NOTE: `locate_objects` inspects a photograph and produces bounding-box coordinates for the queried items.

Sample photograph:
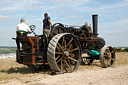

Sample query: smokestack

[92,14,98,37]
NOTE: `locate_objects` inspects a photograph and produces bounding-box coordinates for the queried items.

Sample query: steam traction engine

[13,14,116,73]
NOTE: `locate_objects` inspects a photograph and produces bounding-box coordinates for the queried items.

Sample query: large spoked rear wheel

[47,33,81,73]
[100,46,116,68]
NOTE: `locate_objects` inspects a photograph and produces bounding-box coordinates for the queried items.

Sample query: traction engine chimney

[92,14,98,37]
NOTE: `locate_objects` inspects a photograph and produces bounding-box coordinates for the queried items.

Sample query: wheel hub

[63,50,69,59]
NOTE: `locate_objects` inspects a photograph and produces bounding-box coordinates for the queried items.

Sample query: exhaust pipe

[92,14,98,37]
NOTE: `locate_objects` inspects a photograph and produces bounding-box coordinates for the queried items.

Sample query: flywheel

[51,23,67,36]
[47,33,82,73]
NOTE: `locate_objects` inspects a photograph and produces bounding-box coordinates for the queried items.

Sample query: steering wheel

[29,25,36,32]
[29,25,37,36]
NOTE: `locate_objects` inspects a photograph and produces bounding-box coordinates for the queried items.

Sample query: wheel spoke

[63,59,66,70]
[69,47,79,52]
[69,44,73,50]
[57,57,63,63]
[107,58,110,66]
[104,54,108,57]
[65,60,72,71]
[56,55,60,61]
[110,51,114,56]
[104,58,108,65]
[111,58,115,61]
[55,52,62,55]
[56,45,60,52]
[66,38,73,48]
[53,30,58,35]
[57,42,63,50]
[105,57,110,66]
[68,57,77,62]
[106,48,110,52]
[67,58,71,67]
[107,48,111,56]
[61,59,63,71]
[69,53,75,57]
[110,57,114,61]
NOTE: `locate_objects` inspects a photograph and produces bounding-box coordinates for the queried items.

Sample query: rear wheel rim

[47,33,81,73]
[56,35,80,72]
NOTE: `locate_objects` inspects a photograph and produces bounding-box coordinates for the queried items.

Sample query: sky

[0,0,128,47]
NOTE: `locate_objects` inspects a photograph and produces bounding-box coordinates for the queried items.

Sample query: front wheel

[100,46,116,68]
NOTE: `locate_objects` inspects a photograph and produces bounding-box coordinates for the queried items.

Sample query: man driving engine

[16,19,32,49]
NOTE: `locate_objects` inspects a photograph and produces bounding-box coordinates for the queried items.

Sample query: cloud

[0,0,128,46]
[55,0,72,2]
[66,15,81,18]
[0,15,8,18]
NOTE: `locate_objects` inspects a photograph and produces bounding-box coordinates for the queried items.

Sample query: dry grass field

[0,52,128,84]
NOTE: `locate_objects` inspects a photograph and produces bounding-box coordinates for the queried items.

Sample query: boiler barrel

[92,14,98,37]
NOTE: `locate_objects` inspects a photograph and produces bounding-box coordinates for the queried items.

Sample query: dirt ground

[0,52,128,85]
